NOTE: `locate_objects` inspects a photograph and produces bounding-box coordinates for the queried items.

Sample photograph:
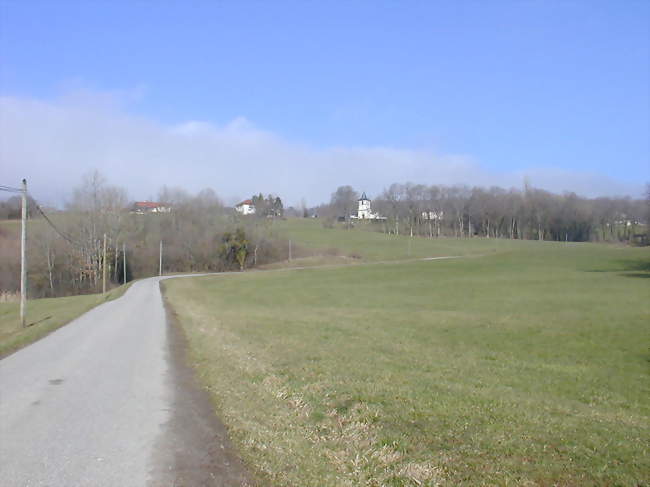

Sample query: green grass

[272,218,562,262]
[0,283,132,357]
[164,234,650,486]
[0,219,20,229]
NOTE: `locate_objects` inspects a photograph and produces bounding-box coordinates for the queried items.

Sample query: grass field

[272,218,567,262]
[164,224,650,486]
[0,284,131,357]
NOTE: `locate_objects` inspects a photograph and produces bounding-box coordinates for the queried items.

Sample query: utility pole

[288,239,292,262]
[114,240,118,281]
[123,242,127,284]
[159,240,163,276]
[20,179,27,328]
[102,233,107,294]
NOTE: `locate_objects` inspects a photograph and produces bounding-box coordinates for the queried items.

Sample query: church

[353,192,383,220]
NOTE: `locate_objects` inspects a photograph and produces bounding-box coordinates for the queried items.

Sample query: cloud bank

[0,92,643,207]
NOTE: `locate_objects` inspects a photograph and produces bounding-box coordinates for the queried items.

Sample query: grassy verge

[164,240,650,486]
[0,283,133,358]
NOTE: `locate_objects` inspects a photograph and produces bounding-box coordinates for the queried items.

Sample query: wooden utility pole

[159,240,163,276]
[114,241,119,281]
[102,233,107,294]
[20,179,27,328]
[123,242,127,284]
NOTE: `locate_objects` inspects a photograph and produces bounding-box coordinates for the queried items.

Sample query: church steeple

[357,192,373,219]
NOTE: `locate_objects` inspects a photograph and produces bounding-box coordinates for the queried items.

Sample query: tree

[330,186,358,229]
[252,193,267,216]
[273,196,284,217]
[0,195,36,220]
[219,228,249,271]
[66,170,128,290]
[425,185,444,238]
[405,183,427,237]
[379,183,405,235]
[195,188,223,213]
[447,186,470,237]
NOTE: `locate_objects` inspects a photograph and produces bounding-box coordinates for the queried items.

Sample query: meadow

[164,222,650,486]
[271,218,527,261]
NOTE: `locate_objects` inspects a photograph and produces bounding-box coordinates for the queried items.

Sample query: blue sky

[1,1,648,204]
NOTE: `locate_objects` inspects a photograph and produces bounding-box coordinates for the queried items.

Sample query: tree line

[1,172,296,299]
[325,182,649,243]
[251,193,284,217]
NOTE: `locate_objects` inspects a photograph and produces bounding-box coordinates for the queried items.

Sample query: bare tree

[330,186,359,229]
[380,183,406,235]
[352,181,643,244]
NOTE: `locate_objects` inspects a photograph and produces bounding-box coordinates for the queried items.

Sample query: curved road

[0,276,250,486]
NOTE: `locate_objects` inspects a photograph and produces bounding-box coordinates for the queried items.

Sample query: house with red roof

[130,201,171,214]
[235,199,256,216]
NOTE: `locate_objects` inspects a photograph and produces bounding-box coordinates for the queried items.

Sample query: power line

[5,182,104,251]
[0,185,23,193]
[31,200,85,249]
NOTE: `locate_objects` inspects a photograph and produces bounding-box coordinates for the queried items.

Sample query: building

[235,199,256,215]
[421,210,443,221]
[354,192,384,220]
[130,201,171,214]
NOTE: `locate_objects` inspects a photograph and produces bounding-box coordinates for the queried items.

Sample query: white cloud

[0,91,644,207]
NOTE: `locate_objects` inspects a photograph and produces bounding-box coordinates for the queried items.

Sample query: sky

[1,0,648,207]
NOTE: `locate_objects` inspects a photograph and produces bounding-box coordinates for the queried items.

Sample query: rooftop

[133,201,166,208]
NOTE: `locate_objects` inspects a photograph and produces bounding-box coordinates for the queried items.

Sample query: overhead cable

[31,200,84,249]
[0,185,24,193]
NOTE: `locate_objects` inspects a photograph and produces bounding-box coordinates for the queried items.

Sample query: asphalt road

[0,276,250,487]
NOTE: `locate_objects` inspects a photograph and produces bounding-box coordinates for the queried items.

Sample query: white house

[130,201,172,214]
[235,199,256,215]
[421,210,443,221]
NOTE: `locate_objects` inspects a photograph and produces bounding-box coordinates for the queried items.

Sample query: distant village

[129,193,285,217]
[113,181,647,245]
[131,191,391,222]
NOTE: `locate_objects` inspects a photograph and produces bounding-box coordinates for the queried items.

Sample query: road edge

[151,280,254,486]
[0,281,135,360]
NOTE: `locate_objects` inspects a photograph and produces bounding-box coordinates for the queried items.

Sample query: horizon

[1,1,648,207]
[1,174,647,213]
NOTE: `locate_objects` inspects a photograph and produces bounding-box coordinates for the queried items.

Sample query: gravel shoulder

[150,287,252,486]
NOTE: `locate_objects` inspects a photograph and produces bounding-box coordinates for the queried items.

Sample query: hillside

[164,226,650,485]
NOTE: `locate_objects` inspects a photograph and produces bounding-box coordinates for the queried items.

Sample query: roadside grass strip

[0,283,132,357]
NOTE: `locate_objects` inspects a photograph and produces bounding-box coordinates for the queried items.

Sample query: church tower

[358,192,372,219]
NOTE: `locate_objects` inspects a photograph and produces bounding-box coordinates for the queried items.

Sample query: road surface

[0,276,250,486]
